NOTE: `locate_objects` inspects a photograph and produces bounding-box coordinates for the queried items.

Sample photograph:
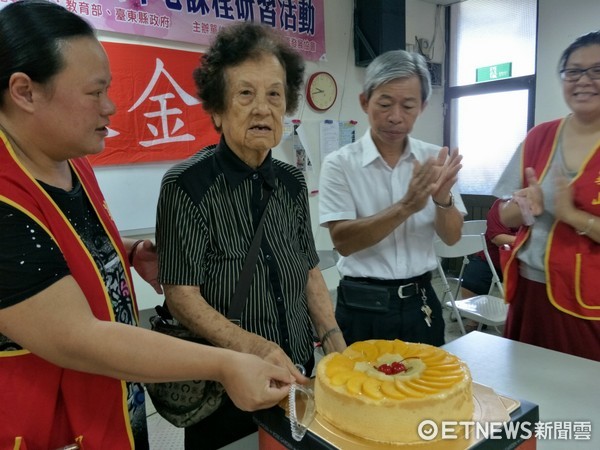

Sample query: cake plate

[254,382,539,450]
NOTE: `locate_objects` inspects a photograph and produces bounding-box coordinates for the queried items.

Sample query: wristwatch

[433,192,454,209]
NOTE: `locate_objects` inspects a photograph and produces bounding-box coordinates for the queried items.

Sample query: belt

[343,272,431,299]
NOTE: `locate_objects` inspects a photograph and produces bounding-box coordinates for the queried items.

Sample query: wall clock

[306,71,337,112]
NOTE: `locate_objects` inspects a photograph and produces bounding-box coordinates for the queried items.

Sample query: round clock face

[306,71,337,111]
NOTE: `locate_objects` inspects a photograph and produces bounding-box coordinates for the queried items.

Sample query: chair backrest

[433,232,504,298]
[462,220,487,236]
[434,230,506,334]
[433,234,484,259]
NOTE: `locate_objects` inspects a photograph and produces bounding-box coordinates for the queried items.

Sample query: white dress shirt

[319,129,466,280]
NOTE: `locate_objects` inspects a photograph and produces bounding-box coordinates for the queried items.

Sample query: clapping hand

[402,147,462,213]
[553,168,576,223]
[513,167,544,218]
[432,147,462,204]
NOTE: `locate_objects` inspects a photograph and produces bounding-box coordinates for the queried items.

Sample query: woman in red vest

[494,31,600,362]
[0,2,297,449]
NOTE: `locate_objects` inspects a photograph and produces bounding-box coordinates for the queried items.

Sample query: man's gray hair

[363,50,432,103]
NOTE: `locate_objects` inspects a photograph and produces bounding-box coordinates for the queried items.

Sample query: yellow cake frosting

[314,339,473,445]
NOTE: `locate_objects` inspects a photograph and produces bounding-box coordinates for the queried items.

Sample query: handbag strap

[226,185,272,323]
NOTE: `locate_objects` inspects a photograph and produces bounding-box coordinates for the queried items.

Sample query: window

[445,0,537,194]
[451,90,529,193]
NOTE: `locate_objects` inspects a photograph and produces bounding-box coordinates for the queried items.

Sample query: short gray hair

[363,50,431,103]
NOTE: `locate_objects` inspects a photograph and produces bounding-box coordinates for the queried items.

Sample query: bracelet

[576,217,595,236]
[320,327,342,344]
[433,191,454,209]
[128,239,144,265]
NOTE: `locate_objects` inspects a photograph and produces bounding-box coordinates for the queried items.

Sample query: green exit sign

[476,62,512,82]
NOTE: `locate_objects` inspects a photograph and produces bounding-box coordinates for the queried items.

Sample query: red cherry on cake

[377,363,394,375]
[391,361,407,373]
[377,361,408,375]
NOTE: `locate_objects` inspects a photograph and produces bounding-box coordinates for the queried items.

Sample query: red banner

[89,42,219,166]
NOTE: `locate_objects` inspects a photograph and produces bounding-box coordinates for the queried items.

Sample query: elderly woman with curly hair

[155,22,346,449]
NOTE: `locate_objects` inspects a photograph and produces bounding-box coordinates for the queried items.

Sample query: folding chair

[441,220,488,302]
[433,222,508,335]
[461,219,487,236]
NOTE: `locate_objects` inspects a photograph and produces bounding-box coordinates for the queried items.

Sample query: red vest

[0,131,139,449]
[503,118,600,320]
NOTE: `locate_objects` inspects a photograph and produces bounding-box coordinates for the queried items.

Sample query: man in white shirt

[319,50,466,346]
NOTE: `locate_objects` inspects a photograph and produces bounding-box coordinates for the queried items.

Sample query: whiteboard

[94,161,176,235]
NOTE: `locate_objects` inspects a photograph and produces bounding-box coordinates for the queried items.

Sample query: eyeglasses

[560,65,600,82]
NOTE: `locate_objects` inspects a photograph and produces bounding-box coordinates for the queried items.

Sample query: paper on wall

[319,120,357,162]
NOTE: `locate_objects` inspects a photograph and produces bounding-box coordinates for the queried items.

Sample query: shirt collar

[215,136,276,190]
[360,128,416,167]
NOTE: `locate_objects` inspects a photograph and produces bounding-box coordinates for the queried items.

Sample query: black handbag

[146,188,272,428]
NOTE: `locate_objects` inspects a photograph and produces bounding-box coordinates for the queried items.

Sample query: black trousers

[335,278,445,346]
[184,355,315,450]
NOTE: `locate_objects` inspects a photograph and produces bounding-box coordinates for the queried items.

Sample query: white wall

[405,0,446,145]
[535,0,600,124]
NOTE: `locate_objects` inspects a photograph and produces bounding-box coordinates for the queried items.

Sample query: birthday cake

[314,339,473,444]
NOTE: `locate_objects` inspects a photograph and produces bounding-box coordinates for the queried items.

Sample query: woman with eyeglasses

[493,31,600,362]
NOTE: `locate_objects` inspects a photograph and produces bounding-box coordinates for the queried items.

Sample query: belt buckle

[398,283,415,299]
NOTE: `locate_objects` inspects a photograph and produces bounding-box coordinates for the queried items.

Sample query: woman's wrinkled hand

[247,335,309,385]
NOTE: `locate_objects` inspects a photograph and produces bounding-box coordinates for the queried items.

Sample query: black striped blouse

[156,139,318,365]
